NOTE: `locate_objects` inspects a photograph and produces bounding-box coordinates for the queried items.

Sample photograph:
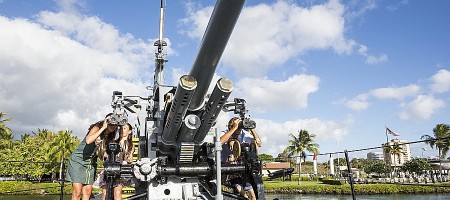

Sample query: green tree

[10,134,47,181]
[49,130,79,163]
[49,130,80,179]
[350,158,372,176]
[421,123,450,181]
[365,160,389,177]
[32,129,59,177]
[283,129,319,184]
[0,112,13,149]
[258,153,274,162]
[400,159,431,175]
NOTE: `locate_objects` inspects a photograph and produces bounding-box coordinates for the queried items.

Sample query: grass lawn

[263,180,450,194]
[265,180,321,187]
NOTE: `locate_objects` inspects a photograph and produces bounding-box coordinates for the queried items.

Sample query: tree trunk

[439,148,443,182]
[298,153,302,185]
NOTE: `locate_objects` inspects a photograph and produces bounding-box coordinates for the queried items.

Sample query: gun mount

[223,98,256,130]
[107,0,265,199]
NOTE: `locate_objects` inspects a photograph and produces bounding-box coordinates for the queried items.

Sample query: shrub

[321,178,346,185]
[0,181,36,195]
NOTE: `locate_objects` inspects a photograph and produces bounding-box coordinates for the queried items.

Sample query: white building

[367,152,384,161]
[383,139,411,167]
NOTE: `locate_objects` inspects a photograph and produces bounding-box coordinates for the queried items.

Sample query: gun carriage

[104,0,265,199]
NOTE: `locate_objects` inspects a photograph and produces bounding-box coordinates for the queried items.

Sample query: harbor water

[265,194,450,200]
[2,194,450,200]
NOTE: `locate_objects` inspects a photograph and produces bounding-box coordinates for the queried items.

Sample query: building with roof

[367,151,384,161]
[262,162,291,176]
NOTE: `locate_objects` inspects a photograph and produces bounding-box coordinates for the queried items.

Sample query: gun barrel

[159,162,245,177]
[162,75,197,145]
[188,0,245,111]
[193,78,233,143]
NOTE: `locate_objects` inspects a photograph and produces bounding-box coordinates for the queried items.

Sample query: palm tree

[283,129,319,185]
[50,130,79,162]
[384,140,405,178]
[421,124,450,181]
[33,129,55,142]
[49,130,79,179]
[20,133,31,142]
[0,112,13,148]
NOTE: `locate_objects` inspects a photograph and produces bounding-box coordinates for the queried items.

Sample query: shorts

[229,177,253,191]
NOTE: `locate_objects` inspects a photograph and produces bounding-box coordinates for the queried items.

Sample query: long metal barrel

[159,163,245,177]
[162,75,197,145]
[188,0,245,111]
[193,78,233,143]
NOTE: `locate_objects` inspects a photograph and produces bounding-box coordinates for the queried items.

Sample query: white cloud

[399,95,445,120]
[430,69,450,93]
[345,0,377,21]
[370,84,420,100]
[181,0,357,76]
[233,74,320,112]
[345,84,420,111]
[0,7,154,137]
[345,94,370,111]
[386,0,409,11]
[358,44,388,64]
[179,3,213,39]
[252,118,349,156]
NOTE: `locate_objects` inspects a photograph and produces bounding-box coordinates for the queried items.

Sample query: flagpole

[385,125,392,181]
[385,125,389,144]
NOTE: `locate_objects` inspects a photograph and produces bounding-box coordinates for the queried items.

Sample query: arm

[220,120,239,144]
[85,119,108,144]
[249,129,262,147]
[125,142,135,163]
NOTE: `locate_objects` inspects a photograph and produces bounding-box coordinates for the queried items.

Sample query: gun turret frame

[106,0,265,199]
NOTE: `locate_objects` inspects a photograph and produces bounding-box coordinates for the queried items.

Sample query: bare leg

[72,183,83,200]
[81,184,93,200]
[101,187,107,200]
[114,184,123,200]
[235,185,246,197]
[247,189,257,200]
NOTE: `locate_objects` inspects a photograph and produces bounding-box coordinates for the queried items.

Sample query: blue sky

[1,0,449,162]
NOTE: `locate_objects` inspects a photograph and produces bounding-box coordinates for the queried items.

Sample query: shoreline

[2,181,450,195]
[264,181,450,195]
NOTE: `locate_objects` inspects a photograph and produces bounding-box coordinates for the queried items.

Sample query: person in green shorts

[66,114,118,200]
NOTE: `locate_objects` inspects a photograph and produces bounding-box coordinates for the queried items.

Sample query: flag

[386,127,400,136]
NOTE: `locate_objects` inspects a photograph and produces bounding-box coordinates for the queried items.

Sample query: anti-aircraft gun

[106,0,264,199]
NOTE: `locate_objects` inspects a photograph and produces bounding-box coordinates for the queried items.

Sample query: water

[0,195,70,200]
[2,194,450,200]
[265,194,450,200]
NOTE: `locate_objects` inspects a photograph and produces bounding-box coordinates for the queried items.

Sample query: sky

[1,0,450,162]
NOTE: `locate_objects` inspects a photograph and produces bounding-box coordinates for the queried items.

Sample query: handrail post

[344,150,356,200]
[59,160,65,200]
[215,128,223,200]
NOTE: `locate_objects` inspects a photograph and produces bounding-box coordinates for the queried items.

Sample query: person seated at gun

[226,154,257,200]
[66,113,118,200]
[94,122,135,200]
[220,117,262,199]
[220,117,262,161]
